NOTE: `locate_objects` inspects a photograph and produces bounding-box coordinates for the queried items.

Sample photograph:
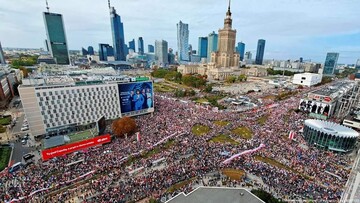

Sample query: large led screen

[118,82,154,114]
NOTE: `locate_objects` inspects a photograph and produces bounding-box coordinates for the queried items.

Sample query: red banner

[41,134,111,161]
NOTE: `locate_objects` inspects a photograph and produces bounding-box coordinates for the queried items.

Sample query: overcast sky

[0,0,360,63]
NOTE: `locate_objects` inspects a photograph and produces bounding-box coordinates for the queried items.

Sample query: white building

[19,76,154,136]
[292,73,322,87]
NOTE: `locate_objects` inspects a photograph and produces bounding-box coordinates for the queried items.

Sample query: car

[21,139,27,145]
[21,127,29,131]
[23,153,35,161]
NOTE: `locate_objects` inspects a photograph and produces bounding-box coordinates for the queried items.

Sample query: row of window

[36,86,117,97]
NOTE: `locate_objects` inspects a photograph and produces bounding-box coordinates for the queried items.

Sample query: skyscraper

[138,37,144,55]
[109,3,126,61]
[43,11,70,64]
[155,40,168,66]
[128,39,135,52]
[237,42,245,61]
[245,51,252,60]
[323,52,339,75]
[0,41,5,64]
[177,21,189,61]
[198,37,208,59]
[148,45,154,53]
[81,47,88,56]
[168,48,175,65]
[207,31,218,62]
[255,39,266,65]
[210,1,240,68]
[107,46,114,56]
[87,46,94,55]
[99,43,109,61]
[355,59,360,71]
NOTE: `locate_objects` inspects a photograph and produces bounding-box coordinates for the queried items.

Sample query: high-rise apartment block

[323,52,339,75]
[148,45,154,53]
[99,43,110,61]
[155,40,168,66]
[177,21,189,61]
[43,12,70,64]
[255,39,266,65]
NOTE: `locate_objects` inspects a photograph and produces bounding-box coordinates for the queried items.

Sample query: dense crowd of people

[0,83,353,203]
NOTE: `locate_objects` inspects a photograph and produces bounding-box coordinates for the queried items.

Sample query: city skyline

[0,0,359,63]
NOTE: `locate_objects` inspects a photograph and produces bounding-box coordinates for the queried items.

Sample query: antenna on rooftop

[45,0,50,12]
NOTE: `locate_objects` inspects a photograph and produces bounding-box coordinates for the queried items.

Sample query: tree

[251,189,285,203]
[204,84,213,93]
[112,117,137,137]
[19,67,29,78]
[226,76,237,83]
[238,74,247,82]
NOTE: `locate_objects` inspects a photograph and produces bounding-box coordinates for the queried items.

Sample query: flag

[136,132,141,142]
[288,131,295,140]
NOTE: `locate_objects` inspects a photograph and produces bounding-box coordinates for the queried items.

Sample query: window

[301,77,306,80]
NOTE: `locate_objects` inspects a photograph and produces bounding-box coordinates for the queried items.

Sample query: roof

[311,81,355,97]
[166,187,264,203]
[305,119,359,138]
[43,136,65,149]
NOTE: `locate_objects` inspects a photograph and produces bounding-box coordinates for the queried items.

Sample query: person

[129,91,135,111]
[142,89,148,109]
[146,88,152,108]
[133,90,144,110]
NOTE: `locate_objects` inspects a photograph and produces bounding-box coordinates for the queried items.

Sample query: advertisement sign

[118,82,154,114]
[41,134,111,161]
[299,99,332,118]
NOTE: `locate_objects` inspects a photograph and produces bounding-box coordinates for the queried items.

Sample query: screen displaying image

[118,82,153,113]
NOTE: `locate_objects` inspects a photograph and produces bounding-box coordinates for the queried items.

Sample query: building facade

[87,46,94,55]
[148,45,154,53]
[177,21,189,61]
[355,59,360,71]
[210,4,240,68]
[138,37,144,55]
[99,43,110,61]
[155,40,168,66]
[303,119,358,152]
[43,12,70,65]
[323,52,339,75]
[129,39,135,52]
[0,41,5,64]
[237,42,245,61]
[198,37,208,59]
[255,39,265,65]
[207,32,218,62]
[292,73,322,87]
[109,6,126,61]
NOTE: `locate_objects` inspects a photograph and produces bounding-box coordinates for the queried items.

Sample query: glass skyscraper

[99,43,109,61]
[255,39,266,65]
[138,37,144,55]
[237,42,245,61]
[87,46,94,55]
[107,46,114,57]
[148,45,154,53]
[177,21,189,61]
[323,52,339,75]
[110,6,126,61]
[0,41,5,64]
[43,12,70,65]
[207,31,218,62]
[355,59,360,71]
[129,39,135,52]
[198,37,208,59]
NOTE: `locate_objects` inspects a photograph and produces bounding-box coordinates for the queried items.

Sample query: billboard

[41,134,111,161]
[118,81,154,114]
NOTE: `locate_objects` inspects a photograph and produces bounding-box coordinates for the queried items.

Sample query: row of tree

[226,74,248,83]
[267,68,295,76]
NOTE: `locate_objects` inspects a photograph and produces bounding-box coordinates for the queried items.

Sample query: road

[10,141,34,164]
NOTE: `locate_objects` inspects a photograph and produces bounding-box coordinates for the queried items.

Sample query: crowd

[0,84,353,203]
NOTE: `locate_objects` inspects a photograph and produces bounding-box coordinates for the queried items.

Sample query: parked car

[21,139,27,145]
[21,127,29,131]
[23,153,35,161]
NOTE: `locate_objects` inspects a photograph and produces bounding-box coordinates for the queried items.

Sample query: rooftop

[305,119,359,138]
[165,187,264,203]
[311,81,355,97]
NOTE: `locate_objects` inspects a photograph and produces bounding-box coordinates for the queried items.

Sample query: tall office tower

[177,21,189,61]
[210,0,240,67]
[87,46,94,55]
[109,1,126,61]
[255,39,266,65]
[107,46,114,56]
[355,59,360,71]
[198,37,208,59]
[99,43,110,61]
[237,42,245,61]
[43,8,70,64]
[168,48,175,65]
[0,41,5,64]
[300,57,303,63]
[138,37,144,55]
[81,47,88,56]
[207,31,218,62]
[128,39,135,51]
[155,40,168,66]
[323,52,339,75]
[245,51,252,60]
[148,45,154,53]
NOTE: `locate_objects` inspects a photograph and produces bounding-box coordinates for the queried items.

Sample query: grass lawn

[222,169,246,180]
[68,129,94,143]
[195,98,209,103]
[254,155,312,180]
[209,134,239,145]
[0,146,11,171]
[262,95,276,100]
[191,124,210,136]
[214,120,230,127]
[167,178,196,193]
[257,114,269,125]
[153,83,176,93]
[232,127,253,140]
[0,117,11,125]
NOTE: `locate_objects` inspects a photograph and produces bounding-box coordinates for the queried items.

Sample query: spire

[227,0,231,16]
[45,0,50,12]
[108,0,111,8]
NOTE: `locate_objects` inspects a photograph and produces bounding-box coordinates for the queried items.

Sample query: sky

[0,0,360,64]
